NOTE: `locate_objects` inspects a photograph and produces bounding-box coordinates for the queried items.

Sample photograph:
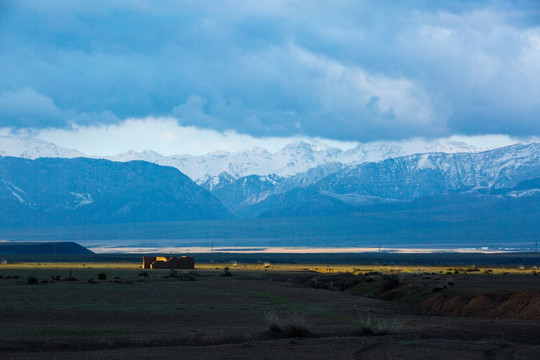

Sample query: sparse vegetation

[0,258,538,358]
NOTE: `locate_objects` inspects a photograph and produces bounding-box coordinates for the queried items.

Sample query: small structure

[142,256,195,270]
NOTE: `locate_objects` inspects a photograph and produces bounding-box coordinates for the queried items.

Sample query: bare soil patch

[418,288,540,320]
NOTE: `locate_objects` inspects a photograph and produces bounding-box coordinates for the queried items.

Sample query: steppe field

[1,255,539,359]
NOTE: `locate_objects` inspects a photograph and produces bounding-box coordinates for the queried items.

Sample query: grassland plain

[0,260,539,359]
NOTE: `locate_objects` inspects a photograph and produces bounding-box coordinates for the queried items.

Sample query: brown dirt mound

[418,288,540,320]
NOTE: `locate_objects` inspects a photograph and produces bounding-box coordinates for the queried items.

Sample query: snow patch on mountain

[416,154,436,170]
[68,192,94,209]
[507,189,540,198]
[1,180,26,203]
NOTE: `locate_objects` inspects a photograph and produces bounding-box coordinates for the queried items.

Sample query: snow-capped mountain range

[0,135,483,187]
[105,140,483,187]
[1,134,539,249]
[206,143,540,217]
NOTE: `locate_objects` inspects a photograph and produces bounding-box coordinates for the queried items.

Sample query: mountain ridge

[0,135,487,186]
[0,157,232,226]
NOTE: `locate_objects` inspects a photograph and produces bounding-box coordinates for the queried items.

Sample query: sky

[0,1,539,155]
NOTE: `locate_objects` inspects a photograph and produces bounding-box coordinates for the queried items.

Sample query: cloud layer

[0,1,539,141]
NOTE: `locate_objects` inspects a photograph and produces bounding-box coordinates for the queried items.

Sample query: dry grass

[262,304,309,338]
[354,306,406,335]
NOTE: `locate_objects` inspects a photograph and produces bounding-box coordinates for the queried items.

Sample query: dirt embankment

[418,288,540,320]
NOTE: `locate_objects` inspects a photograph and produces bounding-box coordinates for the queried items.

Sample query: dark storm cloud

[0,1,539,141]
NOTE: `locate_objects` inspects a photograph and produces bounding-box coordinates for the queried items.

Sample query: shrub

[281,311,309,338]
[263,304,309,338]
[165,269,178,278]
[377,274,400,293]
[138,271,149,277]
[354,307,405,335]
[27,276,38,285]
[97,273,107,280]
[263,304,281,332]
[222,266,233,277]
[179,270,197,281]
[309,273,362,291]
[65,269,77,281]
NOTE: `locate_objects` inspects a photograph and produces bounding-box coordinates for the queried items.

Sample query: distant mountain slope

[210,163,344,216]
[0,241,93,255]
[211,174,283,215]
[250,143,540,217]
[317,143,540,200]
[0,157,232,226]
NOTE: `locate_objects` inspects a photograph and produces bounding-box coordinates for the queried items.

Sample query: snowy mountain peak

[0,135,86,159]
[278,140,341,155]
[246,146,269,154]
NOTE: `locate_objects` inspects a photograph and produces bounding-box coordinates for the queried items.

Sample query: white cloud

[32,117,537,158]
[287,45,446,135]
[35,117,358,156]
